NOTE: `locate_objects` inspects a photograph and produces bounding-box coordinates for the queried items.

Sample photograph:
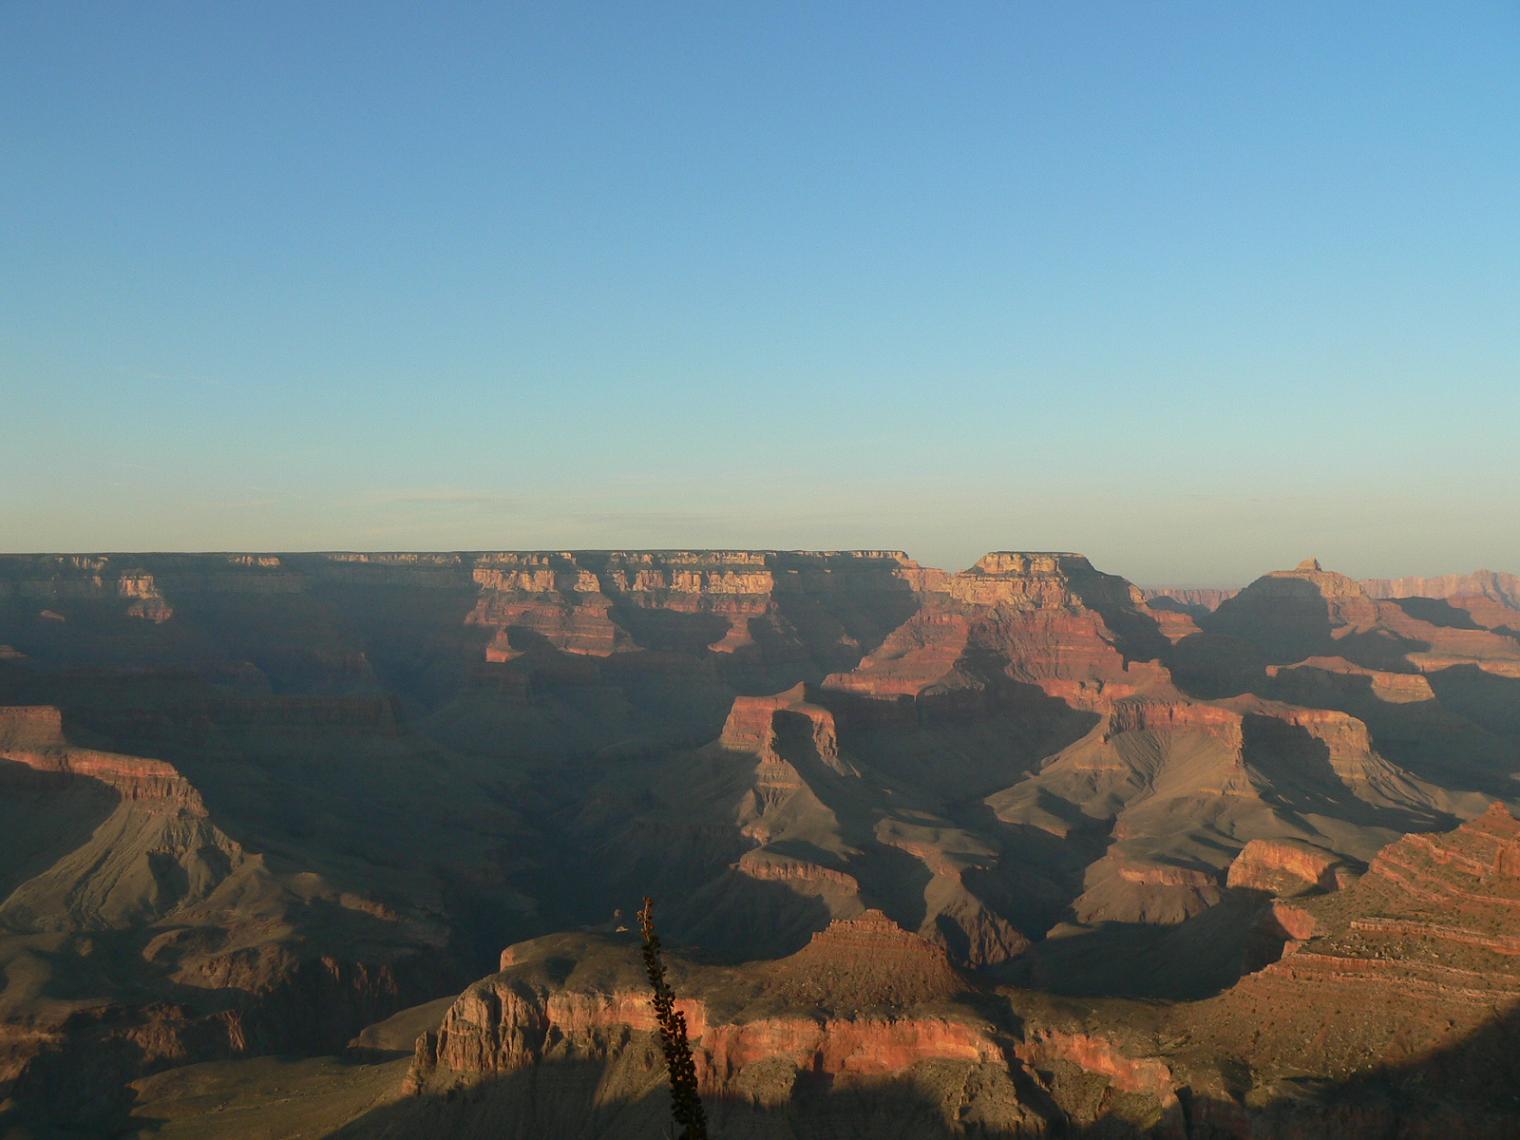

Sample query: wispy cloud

[215,497,284,511]
[362,490,523,512]
[568,510,729,529]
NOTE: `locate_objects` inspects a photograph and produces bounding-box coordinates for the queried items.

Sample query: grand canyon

[1,549,1517,1137]
[10,2,1515,1134]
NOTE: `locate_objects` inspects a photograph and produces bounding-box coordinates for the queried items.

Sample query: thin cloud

[568,510,729,529]
[364,491,523,511]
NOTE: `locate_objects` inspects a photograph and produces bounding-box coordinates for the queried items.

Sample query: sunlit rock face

[823,549,1164,709]
[403,914,1045,1135]
[1225,837,1351,895]
[463,548,929,664]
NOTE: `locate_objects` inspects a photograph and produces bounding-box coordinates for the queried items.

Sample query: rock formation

[400,915,1047,1136]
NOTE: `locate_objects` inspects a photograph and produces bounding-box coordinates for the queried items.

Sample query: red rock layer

[1104,697,1246,744]
[411,978,1000,1091]
[410,914,992,1101]
[719,683,839,764]
[468,555,625,659]
[823,551,1159,706]
[0,705,205,811]
[949,552,1142,610]
[1016,1028,1177,1105]
[735,850,860,892]
[462,549,930,661]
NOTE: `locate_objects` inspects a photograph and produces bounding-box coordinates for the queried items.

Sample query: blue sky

[3,2,1517,583]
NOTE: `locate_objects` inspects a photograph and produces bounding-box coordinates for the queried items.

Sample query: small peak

[1477,801,1519,826]
[1296,557,1323,572]
[762,908,966,1009]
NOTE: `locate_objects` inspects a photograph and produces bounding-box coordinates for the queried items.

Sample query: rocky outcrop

[407,916,1012,1124]
[1365,801,1520,907]
[948,552,1142,610]
[1226,838,1350,895]
[1114,860,1221,891]
[1363,568,1520,610]
[116,572,173,622]
[419,984,1001,1083]
[719,683,840,765]
[821,603,976,698]
[1068,853,1228,926]
[468,555,625,659]
[1017,1028,1177,1105]
[822,550,1162,707]
[0,554,315,604]
[0,560,175,620]
[736,850,860,892]
[1208,559,1520,684]
[1104,697,1245,744]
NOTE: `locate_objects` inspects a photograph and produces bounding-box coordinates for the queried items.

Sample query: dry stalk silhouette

[638,896,709,1140]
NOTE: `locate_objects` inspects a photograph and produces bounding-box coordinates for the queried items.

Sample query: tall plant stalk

[638,896,709,1140]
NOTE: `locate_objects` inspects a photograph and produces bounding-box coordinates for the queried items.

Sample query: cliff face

[823,550,1162,707]
[1225,838,1351,895]
[1363,568,1520,610]
[719,683,840,766]
[948,552,1141,610]
[0,561,175,623]
[463,549,925,667]
[0,705,206,810]
[404,915,1048,1135]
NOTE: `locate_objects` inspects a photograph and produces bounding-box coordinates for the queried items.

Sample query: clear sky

[3,2,1517,584]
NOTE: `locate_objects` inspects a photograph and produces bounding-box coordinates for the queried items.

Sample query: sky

[3,2,1517,584]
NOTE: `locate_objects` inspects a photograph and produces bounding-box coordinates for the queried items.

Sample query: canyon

[0,549,1518,1136]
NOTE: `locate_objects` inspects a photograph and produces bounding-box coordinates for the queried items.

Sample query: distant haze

[3,4,1516,584]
